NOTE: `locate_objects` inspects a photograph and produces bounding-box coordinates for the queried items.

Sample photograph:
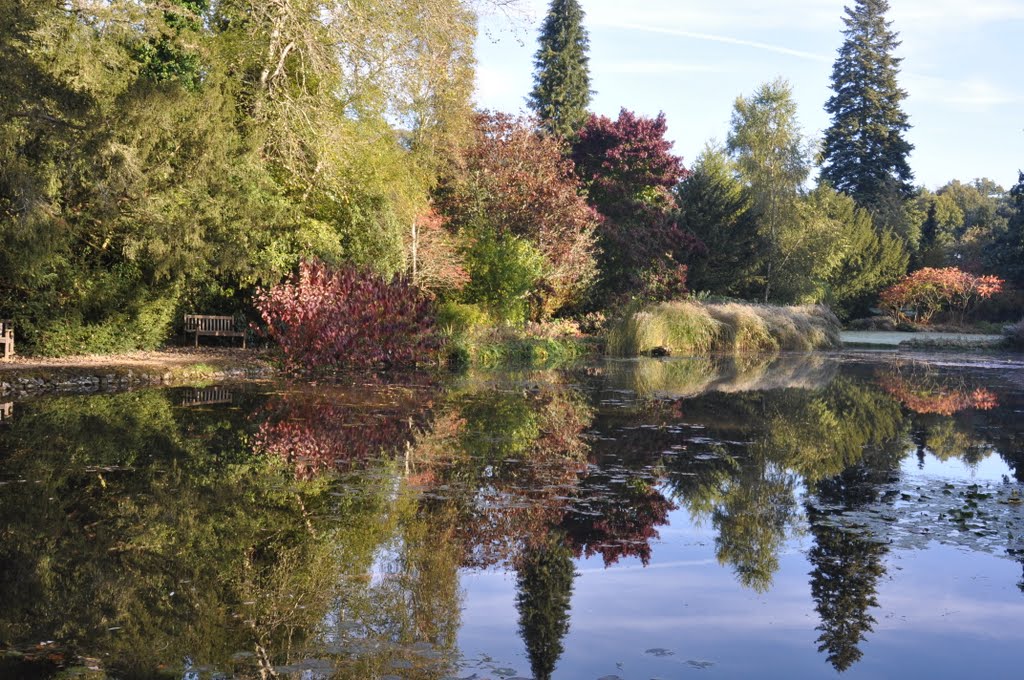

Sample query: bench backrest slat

[185,314,236,332]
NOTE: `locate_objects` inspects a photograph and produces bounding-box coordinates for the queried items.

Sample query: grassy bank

[606,301,841,357]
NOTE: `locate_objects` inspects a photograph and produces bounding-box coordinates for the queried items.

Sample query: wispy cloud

[595,22,831,63]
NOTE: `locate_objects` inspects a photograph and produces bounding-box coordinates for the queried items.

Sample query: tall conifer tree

[528,0,592,138]
[820,0,914,226]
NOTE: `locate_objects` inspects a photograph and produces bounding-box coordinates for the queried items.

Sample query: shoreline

[0,348,276,398]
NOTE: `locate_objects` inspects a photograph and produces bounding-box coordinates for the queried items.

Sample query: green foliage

[0,0,477,355]
[678,145,759,296]
[469,333,592,368]
[461,232,546,324]
[516,536,576,680]
[528,0,592,138]
[30,287,179,357]
[436,301,491,336]
[0,389,392,676]
[808,517,887,672]
[820,0,915,235]
[727,79,812,303]
[813,187,909,320]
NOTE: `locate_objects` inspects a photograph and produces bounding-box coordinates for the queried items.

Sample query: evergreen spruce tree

[821,0,914,230]
[528,0,592,138]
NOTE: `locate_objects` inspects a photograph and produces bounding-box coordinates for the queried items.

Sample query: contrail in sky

[606,22,832,63]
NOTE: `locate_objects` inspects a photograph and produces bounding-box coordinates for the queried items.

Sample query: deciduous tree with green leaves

[727,79,811,303]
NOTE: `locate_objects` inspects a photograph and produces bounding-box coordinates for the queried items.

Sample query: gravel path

[0,347,272,374]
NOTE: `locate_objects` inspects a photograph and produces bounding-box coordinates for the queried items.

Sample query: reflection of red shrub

[561,479,677,567]
[254,260,438,372]
[252,388,431,479]
[879,373,999,416]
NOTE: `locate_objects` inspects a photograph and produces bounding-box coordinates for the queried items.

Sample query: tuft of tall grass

[605,301,841,357]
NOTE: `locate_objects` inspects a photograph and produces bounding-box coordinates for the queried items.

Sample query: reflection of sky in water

[907,449,1014,483]
[457,502,1024,679]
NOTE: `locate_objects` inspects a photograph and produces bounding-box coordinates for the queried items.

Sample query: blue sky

[473,0,1024,190]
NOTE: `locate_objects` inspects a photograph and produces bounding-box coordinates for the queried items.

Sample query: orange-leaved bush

[879,267,1004,325]
[254,259,438,372]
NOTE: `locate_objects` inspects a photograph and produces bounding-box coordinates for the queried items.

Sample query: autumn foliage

[254,260,438,372]
[435,111,599,318]
[879,267,1004,325]
[404,207,470,295]
[572,109,702,304]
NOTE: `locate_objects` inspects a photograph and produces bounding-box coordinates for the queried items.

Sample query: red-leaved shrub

[879,267,1004,325]
[254,260,438,372]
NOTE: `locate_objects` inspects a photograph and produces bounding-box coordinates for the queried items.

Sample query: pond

[1,351,1023,679]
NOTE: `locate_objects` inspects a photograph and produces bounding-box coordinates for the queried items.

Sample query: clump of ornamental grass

[605,301,840,357]
[606,301,721,357]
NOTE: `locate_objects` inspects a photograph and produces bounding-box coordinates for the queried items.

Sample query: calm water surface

[1,352,1023,679]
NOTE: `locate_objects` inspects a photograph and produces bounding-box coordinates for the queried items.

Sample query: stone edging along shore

[0,349,276,398]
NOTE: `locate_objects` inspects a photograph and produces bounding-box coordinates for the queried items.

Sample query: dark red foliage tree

[254,259,438,372]
[572,109,702,305]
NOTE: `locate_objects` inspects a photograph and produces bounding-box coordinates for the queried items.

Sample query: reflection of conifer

[1012,550,1024,594]
[807,516,886,672]
[807,465,890,673]
[515,535,577,680]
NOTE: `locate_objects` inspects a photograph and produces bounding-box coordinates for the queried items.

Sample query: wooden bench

[184,314,246,348]
[0,320,13,360]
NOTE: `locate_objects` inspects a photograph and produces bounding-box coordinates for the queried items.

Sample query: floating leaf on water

[645,648,675,657]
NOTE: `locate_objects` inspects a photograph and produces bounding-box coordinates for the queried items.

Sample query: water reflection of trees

[253,381,436,478]
[2,361,1022,677]
[806,456,896,673]
[409,383,591,569]
[0,389,462,679]
[879,364,999,416]
[592,372,906,592]
[516,533,576,680]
